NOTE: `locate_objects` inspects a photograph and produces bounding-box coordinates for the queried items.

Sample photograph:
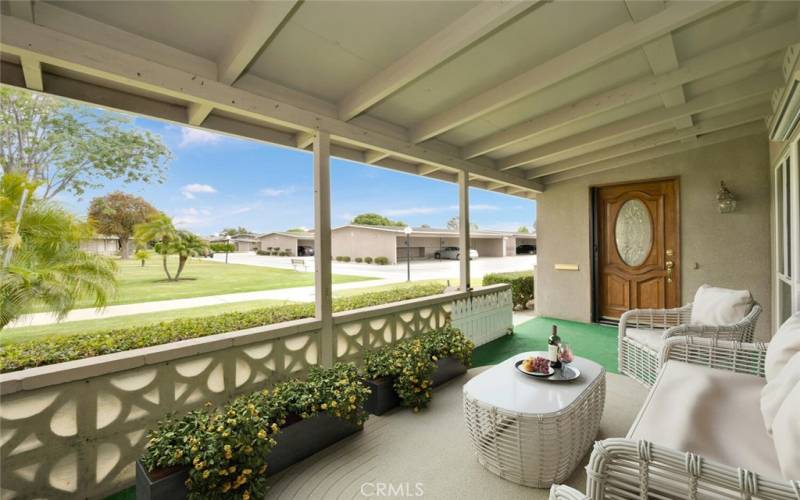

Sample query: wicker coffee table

[463,352,606,488]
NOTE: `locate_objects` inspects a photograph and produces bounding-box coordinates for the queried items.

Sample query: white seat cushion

[772,376,800,480]
[761,352,800,435]
[624,327,664,353]
[628,360,781,478]
[765,312,800,382]
[690,284,753,326]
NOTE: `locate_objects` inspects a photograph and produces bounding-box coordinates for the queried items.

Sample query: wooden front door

[594,178,680,321]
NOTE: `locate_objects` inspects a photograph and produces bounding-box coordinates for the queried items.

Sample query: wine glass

[558,344,574,375]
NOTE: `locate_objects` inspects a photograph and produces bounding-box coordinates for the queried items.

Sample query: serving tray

[514,360,581,382]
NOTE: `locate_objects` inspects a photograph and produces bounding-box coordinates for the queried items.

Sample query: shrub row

[364,324,474,411]
[141,363,369,499]
[482,271,534,309]
[0,283,447,372]
[334,256,389,265]
[256,250,291,256]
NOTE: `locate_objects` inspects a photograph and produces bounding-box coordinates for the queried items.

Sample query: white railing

[0,284,511,499]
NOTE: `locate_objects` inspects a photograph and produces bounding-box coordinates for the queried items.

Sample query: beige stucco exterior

[536,135,772,341]
[80,237,119,256]
[332,226,398,262]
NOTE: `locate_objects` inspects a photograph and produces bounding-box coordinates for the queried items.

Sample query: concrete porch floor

[265,366,648,499]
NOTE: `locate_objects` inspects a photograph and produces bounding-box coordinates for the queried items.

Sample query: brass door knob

[665,260,674,283]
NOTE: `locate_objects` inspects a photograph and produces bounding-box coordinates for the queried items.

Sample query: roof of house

[258,231,316,239]
[333,224,536,239]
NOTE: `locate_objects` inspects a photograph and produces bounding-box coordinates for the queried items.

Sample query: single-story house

[258,232,315,256]
[79,235,119,256]
[331,224,537,264]
[208,233,260,252]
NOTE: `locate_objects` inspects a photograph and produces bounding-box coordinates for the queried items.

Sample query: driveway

[210,252,536,281]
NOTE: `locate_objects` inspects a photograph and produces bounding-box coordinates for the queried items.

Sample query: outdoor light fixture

[716,181,737,214]
[404,226,413,282]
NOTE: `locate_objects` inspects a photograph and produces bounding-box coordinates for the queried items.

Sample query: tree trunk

[119,238,130,259]
[161,253,173,281]
[174,255,187,281]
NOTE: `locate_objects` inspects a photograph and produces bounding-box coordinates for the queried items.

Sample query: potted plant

[137,363,370,500]
[363,324,474,415]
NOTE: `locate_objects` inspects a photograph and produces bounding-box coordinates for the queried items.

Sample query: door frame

[590,176,681,323]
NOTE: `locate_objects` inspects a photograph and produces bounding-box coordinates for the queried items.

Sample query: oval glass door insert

[615,199,652,266]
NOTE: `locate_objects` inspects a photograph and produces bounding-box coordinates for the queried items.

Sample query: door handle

[665,260,674,283]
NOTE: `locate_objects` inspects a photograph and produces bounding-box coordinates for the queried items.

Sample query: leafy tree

[286,227,306,233]
[352,213,405,227]
[170,231,208,280]
[134,248,150,267]
[88,192,158,259]
[446,216,478,231]
[0,87,171,201]
[209,242,235,253]
[0,174,117,330]
[419,224,431,229]
[517,226,529,233]
[134,214,178,281]
[221,226,250,236]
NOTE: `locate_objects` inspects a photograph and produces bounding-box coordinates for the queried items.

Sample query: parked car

[516,244,537,255]
[434,247,479,260]
[298,245,314,256]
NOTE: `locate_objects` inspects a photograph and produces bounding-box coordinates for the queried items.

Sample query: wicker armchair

[551,338,800,500]
[618,301,761,386]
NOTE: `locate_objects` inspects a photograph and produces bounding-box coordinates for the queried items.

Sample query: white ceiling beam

[217,1,300,85]
[462,21,799,159]
[0,16,543,193]
[528,103,770,179]
[186,102,213,126]
[417,164,442,176]
[19,55,43,91]
[365,150,391,164]
[337,0,539,121]
[296,131,315,149]
[500,71,781,170]
[410,0,728,143]
[625,0,693,131]
[541,121,766,184]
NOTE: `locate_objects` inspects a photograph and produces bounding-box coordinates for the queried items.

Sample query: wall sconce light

[716,181,737,213]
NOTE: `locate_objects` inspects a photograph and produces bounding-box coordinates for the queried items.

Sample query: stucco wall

[332,227,398,262]
[259,234,298,255]
[536,134,773,340]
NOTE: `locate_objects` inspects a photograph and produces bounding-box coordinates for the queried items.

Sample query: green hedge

[374,256,389,265]
[0,283,447,373]
[482,271,534,309]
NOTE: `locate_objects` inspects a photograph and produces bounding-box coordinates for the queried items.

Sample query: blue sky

[58,113,536,236]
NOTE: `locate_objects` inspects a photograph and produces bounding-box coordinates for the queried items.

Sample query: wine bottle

[548,325,562,369]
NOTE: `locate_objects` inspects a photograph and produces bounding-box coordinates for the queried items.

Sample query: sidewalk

[7,277,403,328]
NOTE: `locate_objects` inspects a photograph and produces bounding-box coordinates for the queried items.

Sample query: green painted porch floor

[473,316,619,373]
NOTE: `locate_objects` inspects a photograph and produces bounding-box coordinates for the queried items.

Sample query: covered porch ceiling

[1,0,798,199]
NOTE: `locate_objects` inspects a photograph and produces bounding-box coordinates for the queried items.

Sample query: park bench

[291,258,308,272]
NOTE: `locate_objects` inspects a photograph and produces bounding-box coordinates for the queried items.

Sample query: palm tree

[134,214,177,281]
[170,231,208,280]
[0,174,117,330]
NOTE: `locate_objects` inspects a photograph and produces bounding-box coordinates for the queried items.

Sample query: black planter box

[364,356,467,415]
[136,413,362,500]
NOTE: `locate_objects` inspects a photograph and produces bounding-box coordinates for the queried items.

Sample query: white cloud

[259,186,295,197]
[178,128,223,148]
[180,183,217,199]
[471,204,500,212]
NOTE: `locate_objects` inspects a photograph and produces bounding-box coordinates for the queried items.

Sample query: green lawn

[27,256,373,311]
[1,299,294,345]
[333,279,452,297]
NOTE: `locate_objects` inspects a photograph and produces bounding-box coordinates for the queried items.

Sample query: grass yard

[27,256,374,312]
[1,299,294,345]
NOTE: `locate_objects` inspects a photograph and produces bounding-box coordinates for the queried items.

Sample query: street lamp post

[225,236,231,264]
[404,226,412,282]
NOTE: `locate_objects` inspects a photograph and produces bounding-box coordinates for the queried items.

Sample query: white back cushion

[766,312,800,382]
[761,352,800,435]
[771,377,800,480]
[690,285,753,327]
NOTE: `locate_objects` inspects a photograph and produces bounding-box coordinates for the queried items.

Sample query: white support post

[314,131,334,366]
[458,171,471,291]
